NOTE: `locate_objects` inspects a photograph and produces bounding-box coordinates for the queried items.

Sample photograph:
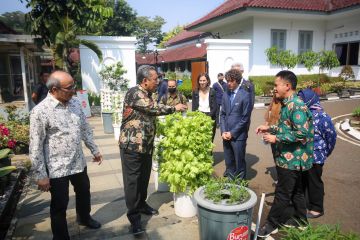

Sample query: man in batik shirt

[159,79,187,107]
[119,65,187,235]
[256,70,314,238]
[30,71,103,240]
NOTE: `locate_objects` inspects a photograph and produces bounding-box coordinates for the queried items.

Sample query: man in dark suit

[220,69,253,179]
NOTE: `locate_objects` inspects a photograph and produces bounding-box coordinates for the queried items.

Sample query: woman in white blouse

[192,73,217,141]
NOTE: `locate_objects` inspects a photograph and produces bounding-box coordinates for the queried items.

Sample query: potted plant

[157,111,214,218]
[194,177,257,240]
[98,61,129,134]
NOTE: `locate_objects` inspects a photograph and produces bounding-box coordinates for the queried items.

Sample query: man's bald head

[231,63,244,73]
[47,71,74,91]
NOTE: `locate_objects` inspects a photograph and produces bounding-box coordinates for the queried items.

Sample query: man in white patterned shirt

[30,70,103,240]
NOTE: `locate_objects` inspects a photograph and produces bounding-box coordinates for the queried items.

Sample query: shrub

[99,61,129,90]
[88,92,101,106]
[353,107,360,118]
[178,74,192,99]
[298,51,319,71]
[254,84,264,96]
[339,65,355,81]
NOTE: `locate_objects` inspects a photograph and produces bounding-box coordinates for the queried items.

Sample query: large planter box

[194,186,257,240]
[102,112,114,134]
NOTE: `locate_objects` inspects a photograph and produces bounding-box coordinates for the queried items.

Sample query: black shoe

[307,211,324,219]
[131,224,145,235]
[139,204,159,216]
[257,222,278,238]
[283,218,308,230]
[77,216,101,229]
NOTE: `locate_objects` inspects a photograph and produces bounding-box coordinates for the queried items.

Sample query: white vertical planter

[152,161,170,192]
[113,124,121,141]
[174,192,197,218]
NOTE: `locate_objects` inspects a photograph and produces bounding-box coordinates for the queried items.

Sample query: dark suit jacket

[192,88,217,120]
[220,87,253,140]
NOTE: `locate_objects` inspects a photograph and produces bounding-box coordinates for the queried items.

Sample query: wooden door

[191,61,207,90]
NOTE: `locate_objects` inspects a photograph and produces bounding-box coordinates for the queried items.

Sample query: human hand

[262,133,277,144]
[175,104,187,112]
[222,132,231,140]
[255,125,270,134]
[37,177,50,192]
[93,153,103,165]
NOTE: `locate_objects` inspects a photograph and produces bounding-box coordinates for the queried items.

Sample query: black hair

[275,70,297,90]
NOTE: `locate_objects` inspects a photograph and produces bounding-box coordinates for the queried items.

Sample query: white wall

[325,12,360,79]
[79,36,137,94]
[250,17,326,76]
[205,39,251,84]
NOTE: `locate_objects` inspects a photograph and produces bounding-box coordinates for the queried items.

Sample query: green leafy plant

[254,84,264,96]
[280,223,360,240]
[204,177,250,204]
[0,165,16,178]
[88,92,101,106]
[352,107,360,119]
[265,47,297,69]
[319,50,340,74]
[339,65,355,81]
[158,111,214,194]
[298,51,319,71]
[178,74,192,98]
[99,61,129,91]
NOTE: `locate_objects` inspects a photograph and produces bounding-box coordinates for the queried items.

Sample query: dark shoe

[139,204,159,216]
[257,222,278,238]
[131,224,145,235]
[77,217,101,229]
[307,211,324,219]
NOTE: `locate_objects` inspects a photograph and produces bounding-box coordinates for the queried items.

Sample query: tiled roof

[136,44,207,64]
[165,30,203,46]
[186,0,360,30]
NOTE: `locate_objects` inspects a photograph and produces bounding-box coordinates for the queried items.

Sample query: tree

[25,0,113,71]
[298,51,319,72]
[265,47,297,70]
[318,50,340,73]
[102,0,137,36]
[135,16,166,53]
[158,25,183,48]
[0,11,29,34]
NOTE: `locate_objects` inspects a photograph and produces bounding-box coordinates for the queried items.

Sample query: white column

[20,46,29,111]
[205,39,251,84]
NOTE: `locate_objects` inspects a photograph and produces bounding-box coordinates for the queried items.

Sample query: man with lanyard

[159,79,187,107]
[213,73,227,127]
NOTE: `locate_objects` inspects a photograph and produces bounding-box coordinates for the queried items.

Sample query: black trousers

[304,164,324,213]
[215,104,221,126]
[120,148,152,226]
[267,166,307,227]
[49,167,91,240]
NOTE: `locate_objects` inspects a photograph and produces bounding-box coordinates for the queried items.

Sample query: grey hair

[137,65,156,84]
[231,62,244,71]
[46,76,61,90]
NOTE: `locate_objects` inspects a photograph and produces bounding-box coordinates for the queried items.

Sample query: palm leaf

[78,39,103,62]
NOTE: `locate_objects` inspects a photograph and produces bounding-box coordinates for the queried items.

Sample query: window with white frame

[271,29,286,50]
[298,31,313,54]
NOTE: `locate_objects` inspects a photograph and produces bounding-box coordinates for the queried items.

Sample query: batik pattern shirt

[159,92,187,107]
[312,111,337,164]
[270,94,314,171]
[119,85,175,154]
[30,94,99,181]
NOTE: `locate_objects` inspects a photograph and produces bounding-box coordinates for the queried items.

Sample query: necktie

[230,91,235,106]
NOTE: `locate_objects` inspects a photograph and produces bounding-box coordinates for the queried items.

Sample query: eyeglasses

[59,85,76,91]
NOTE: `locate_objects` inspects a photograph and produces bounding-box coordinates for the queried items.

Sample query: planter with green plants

[350,107,360,127]
[157,111,214,218]
[99,61,129,134]
[194,177,257,240]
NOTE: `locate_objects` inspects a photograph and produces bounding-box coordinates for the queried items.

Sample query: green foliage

[157,112,214,194]
[99,61,129,91]
[102,0,137,36]
[0,11,29,34]
[88,92,101,106]
[178,74,193,98]
[254,84,264,96]
[298,51,319,71]
[158,25,184,48]
[165,71,177,80]
[319,50,340,73]
[265,47,297,69]
[0,166,16,178]
[0,149,12,160]
[280,223,360,240]
[204,177,250,204]
[352,107,360,118]
[339,65,355,81]
[135,16,166,53]
[25,0,112,71]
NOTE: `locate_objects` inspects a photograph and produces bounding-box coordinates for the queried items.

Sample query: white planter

[152,161,170,192]
[174,192,197,218]
[113,124,121,141]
